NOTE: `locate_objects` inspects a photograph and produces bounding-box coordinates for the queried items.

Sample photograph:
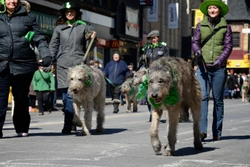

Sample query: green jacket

[200,16,227,63]
[32,69,55,91]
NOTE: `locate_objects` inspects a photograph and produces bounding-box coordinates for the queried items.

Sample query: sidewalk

[7,98,114,112]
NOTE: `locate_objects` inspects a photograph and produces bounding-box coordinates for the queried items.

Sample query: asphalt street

[1,98,250,167]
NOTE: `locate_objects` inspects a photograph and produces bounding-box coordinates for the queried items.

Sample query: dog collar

[149,65,179,109]
[81,65,92,85]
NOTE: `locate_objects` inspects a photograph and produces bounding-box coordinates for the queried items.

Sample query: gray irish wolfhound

[148,56,203,156]
[68,65,106,135]
[120,78,138,113]
[133,67,190,122]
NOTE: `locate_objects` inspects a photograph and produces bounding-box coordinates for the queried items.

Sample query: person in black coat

[0,0,52,138]
[227,74,236,99]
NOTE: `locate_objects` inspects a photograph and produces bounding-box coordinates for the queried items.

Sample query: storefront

[227,59,250,74]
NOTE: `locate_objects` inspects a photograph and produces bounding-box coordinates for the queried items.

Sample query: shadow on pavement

[175,146,216,156]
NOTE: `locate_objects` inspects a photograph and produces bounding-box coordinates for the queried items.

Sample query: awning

[227,59,250,68]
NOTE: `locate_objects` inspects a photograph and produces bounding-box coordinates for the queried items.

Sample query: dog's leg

[126,95,132,113]
[190,103,203,150]
[162,108,179,156]
[73,102,82,127]
[150,109,162,155]
[95,90,105,133]
[132,96,138,113]
[242,92,245,102]
[84,101,93,131]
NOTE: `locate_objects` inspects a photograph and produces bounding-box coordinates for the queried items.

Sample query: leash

[83,32,96,62]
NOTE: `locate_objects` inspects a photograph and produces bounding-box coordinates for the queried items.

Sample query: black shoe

[200,133,207,141]
[113,109,119,113]
[149,114,152,122]
[61,126,71,134]
[71,125,77,132]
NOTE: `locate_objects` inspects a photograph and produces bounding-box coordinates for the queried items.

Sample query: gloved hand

[194,50,202,61]
[212,59,222,69]
[43,65,52,72]
[40,56,52,67]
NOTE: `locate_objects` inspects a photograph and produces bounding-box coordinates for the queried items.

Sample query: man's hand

[194,50,202,61]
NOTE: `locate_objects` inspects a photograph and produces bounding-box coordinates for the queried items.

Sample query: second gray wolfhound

[148,56,203,156]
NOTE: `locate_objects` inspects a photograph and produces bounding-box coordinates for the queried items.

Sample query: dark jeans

[109,84,121,102]
[0,67,33,134]
[60,88,74,114]
[36,91,52,113]
[196,67,227,138]
[29,95,36,108]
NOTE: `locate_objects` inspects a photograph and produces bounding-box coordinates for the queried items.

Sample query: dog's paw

[162,149,175,156]
[126,110,132,113]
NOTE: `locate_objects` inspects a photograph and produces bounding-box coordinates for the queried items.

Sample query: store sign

[125,6,139,37]
[106,40,120,48]
[227,60,250,68]
[147,0,158,22]
[168,3,179,29]
[140,0,153,6]
[32,11,57,35]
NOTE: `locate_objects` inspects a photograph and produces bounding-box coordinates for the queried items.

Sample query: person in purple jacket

[103,51,130,113]
[192,0,233,141]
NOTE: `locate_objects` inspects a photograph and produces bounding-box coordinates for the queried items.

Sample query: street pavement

[1,98,250,167]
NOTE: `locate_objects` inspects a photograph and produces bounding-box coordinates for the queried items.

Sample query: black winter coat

[0,5,51,75]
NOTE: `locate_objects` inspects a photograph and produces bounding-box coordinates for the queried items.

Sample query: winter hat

[59,1,80,16]
[200,0,229,16]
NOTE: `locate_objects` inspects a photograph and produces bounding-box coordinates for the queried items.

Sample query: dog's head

[148,57,175,105]
[68,65,92,95]
[121,79,133,94]
[132,67,147,86]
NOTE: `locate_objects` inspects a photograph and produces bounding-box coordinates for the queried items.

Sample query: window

[232,32,240,47]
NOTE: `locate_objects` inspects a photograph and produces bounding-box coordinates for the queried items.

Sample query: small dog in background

[120,78,138,113]
[242,79,250,102]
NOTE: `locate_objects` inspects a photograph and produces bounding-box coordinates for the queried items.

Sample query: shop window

[232,32,240,48]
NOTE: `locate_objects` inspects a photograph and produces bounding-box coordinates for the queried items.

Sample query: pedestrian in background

[0,0,52,138]
[28,83,38,113]
[103,51,130,113]
[192,0,233,141]
[49,1,96,134]
[32,61,55,115]
[138,30,170,122]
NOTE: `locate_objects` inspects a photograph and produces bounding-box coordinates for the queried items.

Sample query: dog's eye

[158,79,165,83]
[70,78,73,80]
[78,79,82,81]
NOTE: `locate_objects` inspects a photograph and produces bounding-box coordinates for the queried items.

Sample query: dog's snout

[151,93,158,98]
[73,88,77,92]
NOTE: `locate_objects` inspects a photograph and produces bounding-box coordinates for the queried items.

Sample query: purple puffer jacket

[192,22,233,66]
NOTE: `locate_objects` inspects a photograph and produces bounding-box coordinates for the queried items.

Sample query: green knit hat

[200,0,229,16]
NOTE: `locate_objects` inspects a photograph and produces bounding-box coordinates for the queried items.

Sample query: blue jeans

[60,88,74,114]
[196,67,227,138]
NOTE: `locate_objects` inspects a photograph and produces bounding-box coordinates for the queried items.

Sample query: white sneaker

[17,133,28,137]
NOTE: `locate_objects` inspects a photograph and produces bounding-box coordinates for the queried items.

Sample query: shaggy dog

[148,57,203,156]
[133,67,190,122]
[242,79,249,102]
[68,65,106,135]
[120,78,138,113]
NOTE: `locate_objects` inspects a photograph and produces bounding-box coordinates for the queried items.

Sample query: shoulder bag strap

[38,70,51,88]
[201,26,227,48]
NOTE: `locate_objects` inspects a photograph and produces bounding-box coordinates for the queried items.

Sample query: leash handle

[83,32,96,62]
